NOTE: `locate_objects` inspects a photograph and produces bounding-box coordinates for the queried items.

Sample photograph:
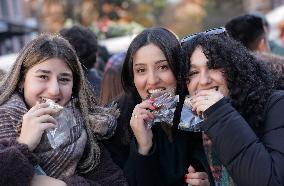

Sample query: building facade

[0,0,37,55]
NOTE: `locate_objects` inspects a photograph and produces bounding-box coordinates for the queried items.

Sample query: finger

[191,95,210,104]
[195,89,217,96]
[188,165,195,173]
[33,107,59,117]
[187,172,208,179]
[40,122,57,131]
[131,113,152,126]
[186,178,210,186]
[139,109,155,119]
[136,101,156,110]
[37,114,57,125]
[28,102,50,113]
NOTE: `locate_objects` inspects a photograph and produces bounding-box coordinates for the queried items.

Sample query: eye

[158,64,169,71]
[188,70,199,77]
[135,68,146,73]
[38,75,48,80]
[59,78,71,82]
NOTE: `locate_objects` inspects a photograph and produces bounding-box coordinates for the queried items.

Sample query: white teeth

[148,88,165,94]
[40,97,59,103]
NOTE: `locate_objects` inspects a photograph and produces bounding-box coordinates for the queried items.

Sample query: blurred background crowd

[1,0,284,98]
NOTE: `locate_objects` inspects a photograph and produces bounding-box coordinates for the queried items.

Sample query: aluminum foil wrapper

[41,99,75,149]
[146,89,179,128]
[178,95,204,132]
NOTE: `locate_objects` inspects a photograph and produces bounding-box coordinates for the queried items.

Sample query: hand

[17,102,57,151]
[185,165,210,186]
[130,99,155,155]
[31,175,67,186]
[190,89,224,117]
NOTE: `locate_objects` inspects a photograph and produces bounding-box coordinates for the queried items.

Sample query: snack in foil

[41,98,74,149]
[178,95,204,132]
[42,98,64,114]
[146,89,179,128]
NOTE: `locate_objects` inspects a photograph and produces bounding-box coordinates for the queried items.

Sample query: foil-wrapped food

[146,89,179,128]
[41,98,73,149]
[41,98,64,113]
[178,95,204,132]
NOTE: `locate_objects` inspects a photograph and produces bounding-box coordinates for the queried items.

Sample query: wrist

[138,142,152,155]
[17,137,34,151]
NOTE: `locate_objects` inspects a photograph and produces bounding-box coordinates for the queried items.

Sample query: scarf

[0,93,89,179]
[202,133,235,186]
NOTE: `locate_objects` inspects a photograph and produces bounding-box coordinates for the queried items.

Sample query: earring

[18,87,23,94]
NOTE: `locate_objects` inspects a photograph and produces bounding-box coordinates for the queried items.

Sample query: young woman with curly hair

[180,28,284,186]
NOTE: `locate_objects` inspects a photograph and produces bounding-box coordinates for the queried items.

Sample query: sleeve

[64,143,128,186]
[202,96,284,186]
[124,138,159,186]
[0,138,38,186]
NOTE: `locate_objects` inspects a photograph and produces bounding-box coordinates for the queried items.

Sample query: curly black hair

[180,34,276,129]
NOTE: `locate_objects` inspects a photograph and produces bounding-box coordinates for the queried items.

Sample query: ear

[257,38,271,53]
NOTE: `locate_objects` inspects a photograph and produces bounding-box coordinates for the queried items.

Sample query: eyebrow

[134,59,168,66]
[35,69,73,77]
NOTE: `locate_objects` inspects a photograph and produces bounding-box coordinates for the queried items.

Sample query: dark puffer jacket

[202,90,284,186]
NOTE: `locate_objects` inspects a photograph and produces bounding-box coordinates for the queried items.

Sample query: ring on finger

[133,114,138,118]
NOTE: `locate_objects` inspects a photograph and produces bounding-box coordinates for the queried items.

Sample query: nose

[147,70,160,86]
[199,71,212,85]
[47,79,60,96]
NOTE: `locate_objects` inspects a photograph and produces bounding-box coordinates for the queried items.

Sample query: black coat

[202,90,284,186]
[104,94,215,186]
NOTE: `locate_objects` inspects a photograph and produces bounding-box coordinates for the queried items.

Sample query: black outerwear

[202,90,284,186]
[104,94,215,186]
[124,125,214,186]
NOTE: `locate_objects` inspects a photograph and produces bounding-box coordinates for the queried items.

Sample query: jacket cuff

[4,139,39,165]
[202,97,234,132]
[127,138,158,170]
[62,175,91,186]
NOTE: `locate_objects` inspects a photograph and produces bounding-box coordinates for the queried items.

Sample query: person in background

[181,28,284,185]
[95,45,111,74]
[60,25,102,98]
[254,52,284,89]
[225,14,271,53]
[104,27,214,186]
[0,33,127,186]
[100,52,126,105]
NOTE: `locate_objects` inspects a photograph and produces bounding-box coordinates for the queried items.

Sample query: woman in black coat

[104,27,214,186]
[180,28,284,186]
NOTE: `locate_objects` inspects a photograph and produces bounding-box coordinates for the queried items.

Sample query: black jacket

[104,94,215,186]
[202,90,284,186]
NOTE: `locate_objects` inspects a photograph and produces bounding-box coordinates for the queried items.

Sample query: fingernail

[149,98,155,102]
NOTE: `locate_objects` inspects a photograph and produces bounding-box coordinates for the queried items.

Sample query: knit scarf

[0,93,89,179]
[202,133,235,186]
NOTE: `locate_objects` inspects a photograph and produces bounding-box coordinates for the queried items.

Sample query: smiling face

[22,58,73,108]
[186,46,229,96]
[132,43,176,100]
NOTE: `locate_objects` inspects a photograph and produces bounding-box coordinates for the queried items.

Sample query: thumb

[188,165,196,173]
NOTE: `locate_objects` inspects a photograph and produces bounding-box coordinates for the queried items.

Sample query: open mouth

[40,97,60,104]
[147,88,166,94]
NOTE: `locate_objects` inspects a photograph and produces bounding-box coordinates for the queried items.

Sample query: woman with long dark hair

[104,27,214,186]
